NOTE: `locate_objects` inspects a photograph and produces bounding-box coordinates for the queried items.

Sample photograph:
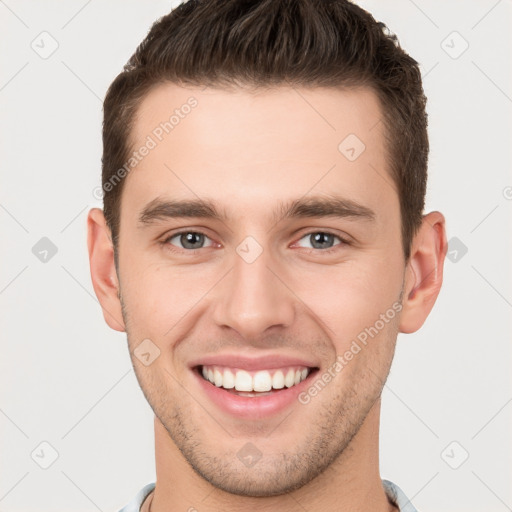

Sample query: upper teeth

[201,365,310,392]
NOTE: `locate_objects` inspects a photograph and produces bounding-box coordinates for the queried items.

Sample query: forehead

[131,82,385,154]
[124,83,395,223]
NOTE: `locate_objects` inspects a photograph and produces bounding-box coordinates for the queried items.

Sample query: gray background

[1,1,511,510]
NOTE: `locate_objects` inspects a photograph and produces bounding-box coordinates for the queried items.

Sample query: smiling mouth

[195,365,320,397]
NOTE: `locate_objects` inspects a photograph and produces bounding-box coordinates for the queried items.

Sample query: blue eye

[165,231,214,250]
[296,232,346,250]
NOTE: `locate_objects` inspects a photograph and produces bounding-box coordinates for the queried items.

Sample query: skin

[87,83,447,512]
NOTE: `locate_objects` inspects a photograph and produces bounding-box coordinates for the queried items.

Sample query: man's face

[116,84,405,495]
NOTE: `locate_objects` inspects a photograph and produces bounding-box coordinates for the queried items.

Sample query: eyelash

[159,230,351,255]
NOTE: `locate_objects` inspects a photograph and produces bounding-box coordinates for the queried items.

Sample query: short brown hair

[102,0,428,262]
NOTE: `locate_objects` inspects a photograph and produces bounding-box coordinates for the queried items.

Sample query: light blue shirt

[118,479,419,511]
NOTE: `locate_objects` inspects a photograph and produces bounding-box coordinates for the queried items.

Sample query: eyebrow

[138,195,376,227]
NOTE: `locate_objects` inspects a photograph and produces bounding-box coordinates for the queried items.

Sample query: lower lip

[193,367,318,419]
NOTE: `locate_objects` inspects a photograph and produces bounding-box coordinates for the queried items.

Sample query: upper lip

[189,353,320,372]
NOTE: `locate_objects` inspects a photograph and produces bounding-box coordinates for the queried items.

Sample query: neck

[149,398,397,512]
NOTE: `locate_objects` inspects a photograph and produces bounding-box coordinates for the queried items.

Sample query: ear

[87,208,126,332]
[399,211,447,333]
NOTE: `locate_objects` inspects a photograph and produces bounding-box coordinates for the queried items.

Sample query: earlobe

[399,211,447,334]
[87,208,126,332]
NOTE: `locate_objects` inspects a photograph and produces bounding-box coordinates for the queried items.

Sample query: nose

[211,244,295,340]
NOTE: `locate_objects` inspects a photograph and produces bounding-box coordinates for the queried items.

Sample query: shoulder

[382,479,420,512]
[117,482,156,512]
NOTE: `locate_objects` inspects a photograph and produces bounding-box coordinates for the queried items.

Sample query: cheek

[118,253,217,335]
[288,255,403,342]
